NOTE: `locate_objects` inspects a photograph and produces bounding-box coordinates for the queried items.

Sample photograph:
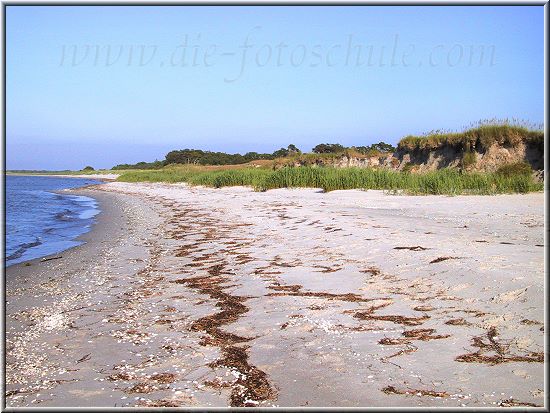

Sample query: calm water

[5,175,103,267]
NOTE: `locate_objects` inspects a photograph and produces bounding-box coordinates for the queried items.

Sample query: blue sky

[6,6,544,170]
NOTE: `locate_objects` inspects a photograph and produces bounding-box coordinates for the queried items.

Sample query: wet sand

[5,183,545,408]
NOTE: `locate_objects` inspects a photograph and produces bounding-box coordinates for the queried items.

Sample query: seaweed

[266,284,373,303]
[124,383,157,394]
[382,385,448,398]
[149,373,177,384]
[429,256,459,264]
[379,328,450,346]
[413,305,435,312]
[172,261,276,406]
[209,346,277,407]
[499,399,540,407]
[393,246,429,251]
[355,313,430,326]
[456,327,544,365]
[359,266,382,276]
[445,318,470,326]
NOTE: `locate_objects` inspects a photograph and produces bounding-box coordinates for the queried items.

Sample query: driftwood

[41,256,62,262]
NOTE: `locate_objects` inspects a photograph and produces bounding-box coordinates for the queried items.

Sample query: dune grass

[117,165,543,195]
[398,121,543,151]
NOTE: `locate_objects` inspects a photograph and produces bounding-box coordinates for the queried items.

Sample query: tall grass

[117,166,543,195]
[116,166,270,187]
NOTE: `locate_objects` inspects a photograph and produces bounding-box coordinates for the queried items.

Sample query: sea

[5,175,103,267]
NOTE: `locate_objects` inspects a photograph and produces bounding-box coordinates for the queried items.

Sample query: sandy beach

[5,182,545,408]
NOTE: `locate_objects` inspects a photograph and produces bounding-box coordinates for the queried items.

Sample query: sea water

[5,175,103,266]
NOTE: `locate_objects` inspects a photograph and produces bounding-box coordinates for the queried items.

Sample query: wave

[64,195,100,219]
[6,237,42,261]
[54,209,78,221]
[6,176,103,267]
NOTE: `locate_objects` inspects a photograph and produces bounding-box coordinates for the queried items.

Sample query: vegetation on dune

[111,145,302,169]
[111,141,396,170]
[11,120,543,198]
[113,120,541,172]
[112,160,165,170]
[312,143,347,153]
[461,151,477,169]
[397,119,543,152]
[273,146,394,168]
[312,142,395,155]
[352,142,396,155]
[274,151,352,167]
[495,161,534,177]
[117,165,543,195]
[160,144,302,167]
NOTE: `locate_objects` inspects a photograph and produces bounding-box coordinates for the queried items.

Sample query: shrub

[495,161,533,177]
[82,166,95,171]
[401,162,414,173]
[312,143,346,154]
[461,151,477,169]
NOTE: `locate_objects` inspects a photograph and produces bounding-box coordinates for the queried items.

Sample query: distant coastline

[7,122,544,195]
[6,171,120,182]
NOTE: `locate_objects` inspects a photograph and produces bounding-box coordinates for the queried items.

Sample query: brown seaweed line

[455,327,544,365]
[173,261,277,406]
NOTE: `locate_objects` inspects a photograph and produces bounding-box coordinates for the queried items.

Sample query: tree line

[111,142,396,169]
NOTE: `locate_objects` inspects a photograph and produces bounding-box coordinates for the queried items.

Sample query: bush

[401,162,414,174]
[461,151,477,169]
[312,143,346,154]
[112,161,164,170]
[495,162,533,177]
[82,166,95,171]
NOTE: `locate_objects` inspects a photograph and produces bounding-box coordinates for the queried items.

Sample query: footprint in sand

[513,336,534,351]
[512,370,531,379]
[480,314,512,329]
[530,389,543,398]
[491,287,529,304]
[451,283,472,292]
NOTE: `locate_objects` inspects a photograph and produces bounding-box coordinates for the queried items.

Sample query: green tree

[287,144,301,154]
[272,147,290,158]
[312,143,346,153]
[370,142,396,152]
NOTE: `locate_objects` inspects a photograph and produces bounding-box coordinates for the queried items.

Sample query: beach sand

[5,183,545,407]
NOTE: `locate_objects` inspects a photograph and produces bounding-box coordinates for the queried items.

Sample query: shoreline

[5,179,112,269]
[5,189,121,281]
[5,183,545,408]
[5,188,166,407]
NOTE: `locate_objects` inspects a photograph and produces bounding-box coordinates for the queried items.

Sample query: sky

[6,5,544,170]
